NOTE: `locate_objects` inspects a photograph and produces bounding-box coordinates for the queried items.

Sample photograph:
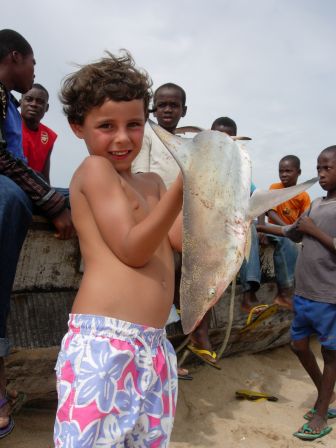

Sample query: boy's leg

[271,236,298,308]
[293,299,336,437]
[240,224,261,311]
[0,176,32,430]
[305,347,336,433]
[129,337,178,448]
[291,338,323,391]
[55,315,176,447]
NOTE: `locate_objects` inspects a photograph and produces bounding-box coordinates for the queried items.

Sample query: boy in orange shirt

[265,155,311,308]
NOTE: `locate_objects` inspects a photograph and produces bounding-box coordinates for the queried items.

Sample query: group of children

[0,28,336,445]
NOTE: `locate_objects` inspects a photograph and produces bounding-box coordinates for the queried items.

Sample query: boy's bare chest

[121,178,158,221]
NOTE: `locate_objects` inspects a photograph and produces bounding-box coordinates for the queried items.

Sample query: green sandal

[303,407,336,420]
[293,422,332,440]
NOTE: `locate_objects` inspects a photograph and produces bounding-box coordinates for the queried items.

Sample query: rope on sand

[216,276,236,360]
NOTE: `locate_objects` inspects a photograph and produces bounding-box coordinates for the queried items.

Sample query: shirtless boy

[257,146,336,441]
[54,52,183,447]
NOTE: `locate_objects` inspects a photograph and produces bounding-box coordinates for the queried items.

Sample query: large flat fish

[149,121,317,334]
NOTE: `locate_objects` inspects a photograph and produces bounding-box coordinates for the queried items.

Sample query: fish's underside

[149,121,317,334]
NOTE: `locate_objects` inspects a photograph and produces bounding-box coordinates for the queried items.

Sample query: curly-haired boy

[54,52,182,447]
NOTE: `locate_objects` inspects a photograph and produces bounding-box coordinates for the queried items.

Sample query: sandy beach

[2,339,335,448]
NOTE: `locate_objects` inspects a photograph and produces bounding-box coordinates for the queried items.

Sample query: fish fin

[247,177,318,220]
[244,226,252,261]
[149,120,191,171]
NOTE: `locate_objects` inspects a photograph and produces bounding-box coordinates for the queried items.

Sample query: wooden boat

[5,217,292,402]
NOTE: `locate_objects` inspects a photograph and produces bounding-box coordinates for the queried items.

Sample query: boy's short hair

[30,83,49,99]
[0,29,33,62]
[60,51,152,124]
[154,83,186,107]
[321,145,336,157]
[211,117,237,135]
[280,155,301,170]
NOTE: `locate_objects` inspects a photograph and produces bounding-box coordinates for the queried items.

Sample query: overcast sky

[4,0,336,198]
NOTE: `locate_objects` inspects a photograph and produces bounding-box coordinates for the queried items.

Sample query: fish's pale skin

[150,121,316,334]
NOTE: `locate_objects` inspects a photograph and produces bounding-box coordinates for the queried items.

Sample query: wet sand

[2,340,335,447]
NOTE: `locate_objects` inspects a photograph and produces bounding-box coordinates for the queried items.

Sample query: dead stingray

[149,121,317,334]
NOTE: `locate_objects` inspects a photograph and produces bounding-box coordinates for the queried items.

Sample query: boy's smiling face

[71,99,145,172]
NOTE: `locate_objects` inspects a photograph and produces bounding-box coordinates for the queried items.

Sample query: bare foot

[306,391,336,420]
[0,392,10,429]
[274,287,293,310]
[241,290,259,313]
[299,414,328,434]
[274,296,293,310]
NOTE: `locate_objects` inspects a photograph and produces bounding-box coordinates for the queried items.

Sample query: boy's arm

[296,216,336,254]
[155,174,183,253]
[80,156,183,267]
[266,210,286,225]
[257,221,303,243]
[169,211,182,252]
[256,223,286,237]
[41,150,52,184]
[0,146,74,239]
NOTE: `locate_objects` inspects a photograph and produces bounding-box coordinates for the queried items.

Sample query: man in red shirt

[21,83,57,183]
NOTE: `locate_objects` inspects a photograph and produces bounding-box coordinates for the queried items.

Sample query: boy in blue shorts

[257,145,336,441]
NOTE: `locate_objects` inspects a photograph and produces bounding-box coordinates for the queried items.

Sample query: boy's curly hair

[60,51,152,124]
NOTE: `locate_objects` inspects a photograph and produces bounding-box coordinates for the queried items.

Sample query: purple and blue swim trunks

[292,295,336,350]
[54,314,177,447]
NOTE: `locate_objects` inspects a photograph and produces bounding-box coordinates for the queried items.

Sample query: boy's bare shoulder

[70,155,120,195]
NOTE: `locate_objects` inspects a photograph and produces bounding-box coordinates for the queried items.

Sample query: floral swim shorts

[54,314,178,447]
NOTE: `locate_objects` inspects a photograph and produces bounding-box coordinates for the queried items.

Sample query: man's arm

[0,147,74,239]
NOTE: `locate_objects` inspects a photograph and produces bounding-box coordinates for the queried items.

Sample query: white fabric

[132,123,180,188]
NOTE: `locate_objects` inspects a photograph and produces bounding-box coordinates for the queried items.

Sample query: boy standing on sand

[257,146,336,441]
[54,52,182,447]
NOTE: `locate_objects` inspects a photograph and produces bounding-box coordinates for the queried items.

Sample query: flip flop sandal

[6,391,27,415]
[293,422,332,440]
[240,304,278,334]
[0,398,15,440]
[178,373,193,381]
[187,345,221,370]
[235,389,278,402]
[304,407,336,421]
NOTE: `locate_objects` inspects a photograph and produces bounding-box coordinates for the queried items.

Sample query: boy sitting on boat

[54,51,183,446]
[21,83,57,184]
[257,146,336,441]
[264,155,311,309]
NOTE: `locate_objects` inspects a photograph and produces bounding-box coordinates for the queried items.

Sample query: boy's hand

[52,209,75,240]
[296,216,316,235]
[175,172,183,192]
[258,232,270,245]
